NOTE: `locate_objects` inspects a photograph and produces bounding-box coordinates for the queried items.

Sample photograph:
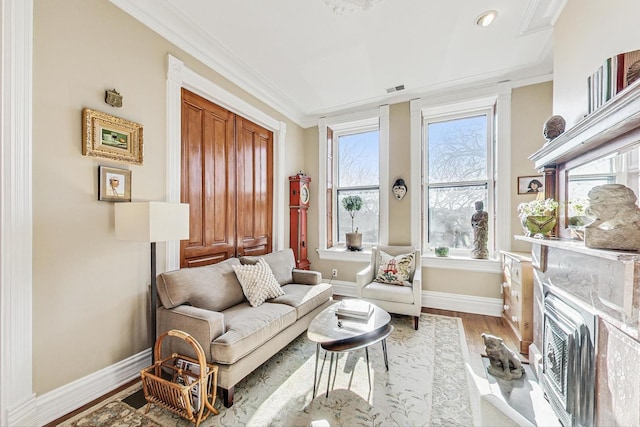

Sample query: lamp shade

[115,202,189,242]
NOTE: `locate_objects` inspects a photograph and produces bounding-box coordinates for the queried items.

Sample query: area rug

[62,313,475,426]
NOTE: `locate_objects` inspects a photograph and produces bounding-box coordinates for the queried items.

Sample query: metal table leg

[365,346,371,389]
[326,353,334,397]
[382,338,389,371]
[313,343,320,396]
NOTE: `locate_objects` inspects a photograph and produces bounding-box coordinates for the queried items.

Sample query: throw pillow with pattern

[232,258,284,307]
[375,250,415,286]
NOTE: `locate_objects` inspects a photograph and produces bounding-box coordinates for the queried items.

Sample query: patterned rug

[62,313,475,426]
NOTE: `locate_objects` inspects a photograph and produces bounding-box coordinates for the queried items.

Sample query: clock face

[300,184,310,204]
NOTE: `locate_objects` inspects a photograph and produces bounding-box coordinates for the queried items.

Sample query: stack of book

[588,49,640,114]
[335,300,373,321]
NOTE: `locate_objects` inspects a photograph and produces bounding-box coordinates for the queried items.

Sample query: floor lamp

[115,201,189,362]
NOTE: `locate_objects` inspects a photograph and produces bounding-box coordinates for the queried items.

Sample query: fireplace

[542,287,596,427]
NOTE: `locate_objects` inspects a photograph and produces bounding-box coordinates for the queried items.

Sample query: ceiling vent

[386,84,405,94]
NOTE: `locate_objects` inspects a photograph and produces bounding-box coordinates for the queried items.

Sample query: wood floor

[47,309,519,426]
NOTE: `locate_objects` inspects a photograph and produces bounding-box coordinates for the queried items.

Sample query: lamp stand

[150,241,157,363]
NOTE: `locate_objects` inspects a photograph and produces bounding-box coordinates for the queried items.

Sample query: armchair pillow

[232,258,284,307]
[375,250,415,286]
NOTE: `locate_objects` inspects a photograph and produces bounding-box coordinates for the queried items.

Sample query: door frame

[166,54,286,270]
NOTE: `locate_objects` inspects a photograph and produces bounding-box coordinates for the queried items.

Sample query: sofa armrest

[292,269,322,285]
[157,305,225,362]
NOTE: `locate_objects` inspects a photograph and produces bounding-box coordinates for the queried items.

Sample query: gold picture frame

[98,165,132,202]
[82,108,143,165]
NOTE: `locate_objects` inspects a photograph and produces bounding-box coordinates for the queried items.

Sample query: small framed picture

[82,108,143,165]
[517,175,544,194]
[99,166,131,202]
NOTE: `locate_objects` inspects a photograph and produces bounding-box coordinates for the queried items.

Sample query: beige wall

[510,82,554,253]
[554,0,640,127]
[32,0,304,395]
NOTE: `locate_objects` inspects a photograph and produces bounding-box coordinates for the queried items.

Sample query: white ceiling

[111,0,567,128]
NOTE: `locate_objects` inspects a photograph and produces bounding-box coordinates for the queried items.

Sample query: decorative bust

[542,115,566,141]
[585,184,640,250]
[471,201,489,259]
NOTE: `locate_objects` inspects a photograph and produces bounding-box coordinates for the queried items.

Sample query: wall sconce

[392,178,407,200]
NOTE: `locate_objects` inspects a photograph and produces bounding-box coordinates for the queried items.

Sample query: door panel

[236,117,273,256]
[181,89,236,267]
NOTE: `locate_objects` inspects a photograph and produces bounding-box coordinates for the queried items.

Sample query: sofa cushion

[361,281,415,304]
[232,258,284,307]
[211,302,296,364]
[240,249,296,285]
[157,258,245,311]
[269,283,333,319]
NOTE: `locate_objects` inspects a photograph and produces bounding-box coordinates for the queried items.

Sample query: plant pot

[345,232,362,251]
[523,215,556,238]
[434,247,449,257]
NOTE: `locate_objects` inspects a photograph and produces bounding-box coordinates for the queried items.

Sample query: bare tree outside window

[427,115,489,249]
[336,130,379,244]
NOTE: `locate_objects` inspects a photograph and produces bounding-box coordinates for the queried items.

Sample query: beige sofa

[156,248,333,407]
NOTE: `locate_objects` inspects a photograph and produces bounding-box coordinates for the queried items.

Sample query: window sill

[316,247,372,262]
[422,253,501,273]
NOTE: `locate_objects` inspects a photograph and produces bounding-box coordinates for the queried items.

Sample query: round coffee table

[307,299,393,397]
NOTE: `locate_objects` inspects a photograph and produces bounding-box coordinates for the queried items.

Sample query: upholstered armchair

[356,246,422,330]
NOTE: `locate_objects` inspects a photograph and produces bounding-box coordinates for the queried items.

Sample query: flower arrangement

[517,198,559,217]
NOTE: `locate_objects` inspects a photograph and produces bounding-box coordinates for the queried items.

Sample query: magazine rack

[140,329,219,426]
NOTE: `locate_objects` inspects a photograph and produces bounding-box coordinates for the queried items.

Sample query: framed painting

[82,108,143,165]
[98,166,132,202]
[517,175,544,194]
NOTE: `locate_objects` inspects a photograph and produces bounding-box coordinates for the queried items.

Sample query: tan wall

[510,82,554,253]
[304,84,552,297]
[32,0,304,395]
[553,0,640,127]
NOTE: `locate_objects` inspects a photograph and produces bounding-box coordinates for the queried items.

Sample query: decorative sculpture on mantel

[542,115,566,142]
[584,183,640,250]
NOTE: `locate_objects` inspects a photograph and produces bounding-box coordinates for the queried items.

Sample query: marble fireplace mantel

[515,235,640,340]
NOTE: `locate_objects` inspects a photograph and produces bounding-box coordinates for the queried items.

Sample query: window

[424,109,494,255]
[336,130,380,245]
[317,107,389,259]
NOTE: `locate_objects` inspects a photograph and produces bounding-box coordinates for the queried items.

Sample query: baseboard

[36,348,151,426]
[329,280,502,317]
[423,290,502,317]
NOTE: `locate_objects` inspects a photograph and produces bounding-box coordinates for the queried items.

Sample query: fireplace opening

[542,288,596,427]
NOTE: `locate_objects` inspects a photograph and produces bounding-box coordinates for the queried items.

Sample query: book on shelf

[335,300,373,319]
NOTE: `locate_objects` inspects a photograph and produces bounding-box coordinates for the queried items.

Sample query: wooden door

[181,89,236,267]
[235,116,273,256]
[180,89,273,266]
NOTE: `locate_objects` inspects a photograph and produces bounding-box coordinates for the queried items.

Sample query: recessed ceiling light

[476,10,498,27]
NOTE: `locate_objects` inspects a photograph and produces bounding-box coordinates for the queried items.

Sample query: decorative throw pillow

[375,250,415,286]
[232,258,284,307]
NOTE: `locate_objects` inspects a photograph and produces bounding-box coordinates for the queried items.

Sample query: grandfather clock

[289,174,311,270]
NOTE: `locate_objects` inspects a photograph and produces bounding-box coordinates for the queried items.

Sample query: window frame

[317,106,389,261]
[423,108,496,258]
[410,85,510,273]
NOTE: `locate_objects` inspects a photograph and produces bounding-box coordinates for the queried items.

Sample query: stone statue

[543,115,566,141]
[482,333,524,380]
[585,184,640,250]
[471,201,488,259]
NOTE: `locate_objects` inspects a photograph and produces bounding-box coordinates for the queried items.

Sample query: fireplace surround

[517,236,640,426]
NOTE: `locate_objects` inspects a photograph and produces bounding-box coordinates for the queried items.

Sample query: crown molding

[518,0,568,36]
[109,0,308,127]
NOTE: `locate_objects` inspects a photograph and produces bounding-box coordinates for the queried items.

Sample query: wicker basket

[140,329,219,426]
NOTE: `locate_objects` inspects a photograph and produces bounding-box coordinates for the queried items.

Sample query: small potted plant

[342,195,363,251]
[517,198,559,237]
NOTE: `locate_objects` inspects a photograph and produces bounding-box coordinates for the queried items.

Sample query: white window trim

[317,106,389,261]
[410,83,512,270]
